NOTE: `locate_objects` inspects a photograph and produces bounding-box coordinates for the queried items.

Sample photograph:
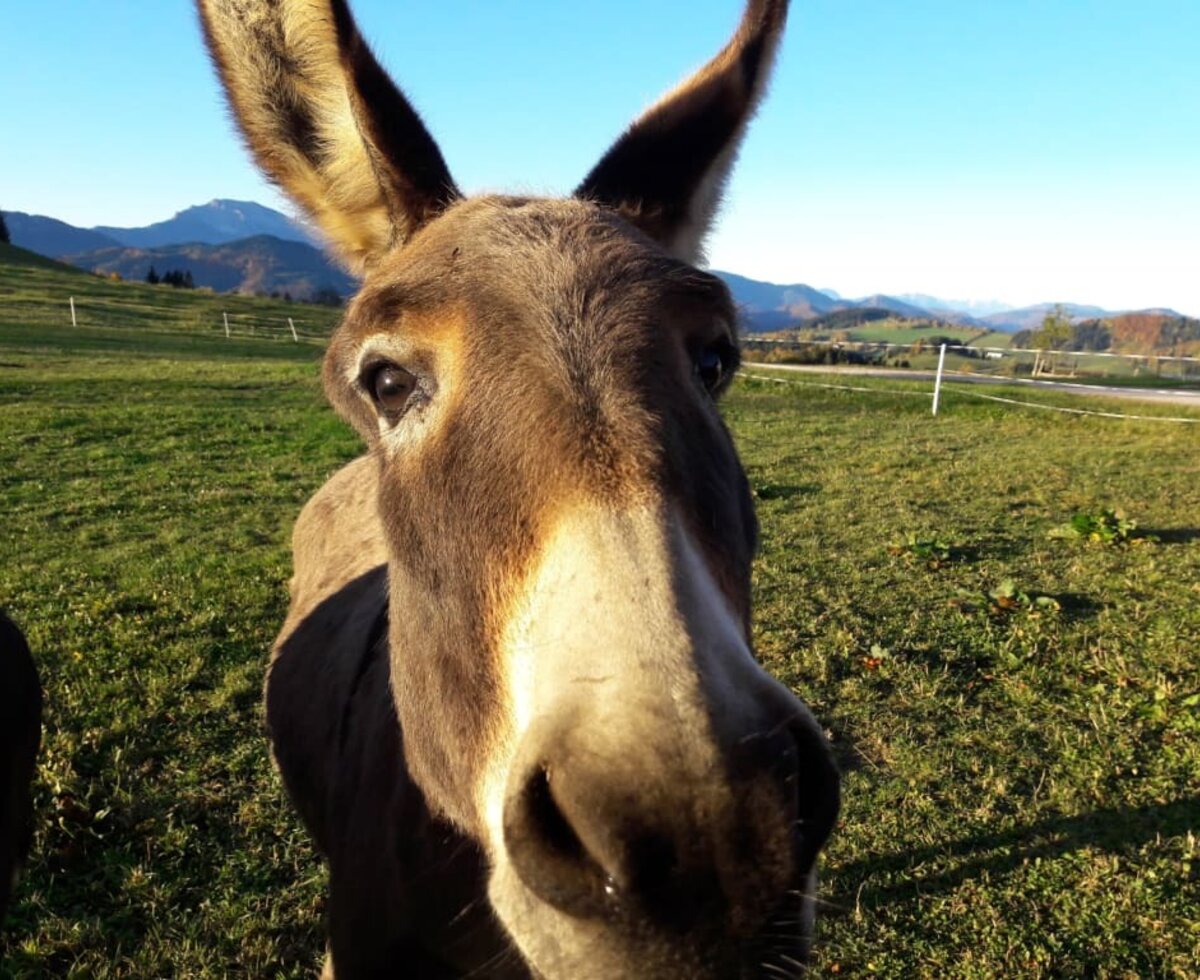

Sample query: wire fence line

[940,383,1200,424]
[741,371,1200,425]
[746,335,1200,365]
[742,373,932,399]
[26,291,343,346]
[26,295,1200,424]
[214,312,329,345]
[742,336,1200,385]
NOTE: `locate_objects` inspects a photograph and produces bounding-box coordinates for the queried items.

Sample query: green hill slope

[0,241,93,274]
[0,242,342,345]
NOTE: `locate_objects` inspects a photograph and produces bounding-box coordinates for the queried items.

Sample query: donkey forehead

[346,196,737,345]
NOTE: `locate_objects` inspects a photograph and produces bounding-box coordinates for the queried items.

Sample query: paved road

[748,363,1200,409]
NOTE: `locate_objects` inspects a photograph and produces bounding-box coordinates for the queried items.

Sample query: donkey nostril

[505,761,615,917]
[628,833,677,895]
[788,720,841,871]
[524,765,584,863]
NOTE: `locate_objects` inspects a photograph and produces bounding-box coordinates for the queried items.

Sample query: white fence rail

[55,295,336,345]
[742,336,1200,383]
[744,344,1200,425]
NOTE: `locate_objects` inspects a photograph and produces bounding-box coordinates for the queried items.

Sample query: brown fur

[314,196,760,833]
[199,2,839,977]
[280,454,383,639]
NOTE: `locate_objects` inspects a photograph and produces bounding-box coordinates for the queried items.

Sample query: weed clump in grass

[889,532,954,568]
[951,579,1061,617]
[1049,508,1140,545]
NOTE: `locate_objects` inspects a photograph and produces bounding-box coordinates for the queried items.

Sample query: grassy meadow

[836,323,983,345]
[1,259,1199,977]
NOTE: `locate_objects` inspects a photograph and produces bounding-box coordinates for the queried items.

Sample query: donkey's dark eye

[697,344,732,395]
[365,363,417,418]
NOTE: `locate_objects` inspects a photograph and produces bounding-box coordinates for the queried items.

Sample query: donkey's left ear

[575,0,788,265]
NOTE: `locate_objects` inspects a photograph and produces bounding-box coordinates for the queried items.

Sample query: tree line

[146,266,195,289]
[1014,305,1200,356]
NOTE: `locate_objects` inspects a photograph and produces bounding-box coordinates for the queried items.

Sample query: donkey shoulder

[279,454,387,650]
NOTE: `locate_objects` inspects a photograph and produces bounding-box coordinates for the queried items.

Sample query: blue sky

[2,1,1198,314]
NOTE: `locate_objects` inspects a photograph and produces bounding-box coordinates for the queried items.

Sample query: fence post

[288,317,298,342]
[70,296,77,327]
[223,311,230,338]
[932,343,947,416]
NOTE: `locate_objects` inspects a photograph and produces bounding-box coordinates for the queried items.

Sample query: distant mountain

[713,275,977,332]
[65,235,355,300]
[713,274,995,333]
[714,271,844,331]
[806,307,895,332]
[979,303,1182,333]
[852,294,936,321]
[897,293,1013,318]
[7,201,1188,323]
[3,212,121,257]
[94,199,319,249]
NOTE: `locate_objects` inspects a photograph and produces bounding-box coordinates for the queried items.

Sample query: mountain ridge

[2,202,1185,326]
[93,199,319,249]
[63,235,354,301]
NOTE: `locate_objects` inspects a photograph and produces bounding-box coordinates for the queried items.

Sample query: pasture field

[968,331,1016,350]
[1,316,1198,977]
[836,323,983,345]
[767,322,984,346]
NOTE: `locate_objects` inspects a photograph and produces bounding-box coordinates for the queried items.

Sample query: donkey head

[199,1,838,975]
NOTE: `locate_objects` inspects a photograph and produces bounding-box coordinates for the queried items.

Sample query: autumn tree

[1030,305,1073,375]
[1109,313,1166,353]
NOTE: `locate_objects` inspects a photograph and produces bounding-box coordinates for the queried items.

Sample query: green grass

[969,331,1016,349]
[768,321,985,347]
[731,374,1200,977]
[842,323,983,345]
[2,307,1199,975]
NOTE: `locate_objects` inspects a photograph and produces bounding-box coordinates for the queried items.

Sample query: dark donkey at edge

[1,611,42,927]
[198,0,839,976]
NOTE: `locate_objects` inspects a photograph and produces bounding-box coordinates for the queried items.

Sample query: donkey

[199,0,839,976]
[0,611,41,926]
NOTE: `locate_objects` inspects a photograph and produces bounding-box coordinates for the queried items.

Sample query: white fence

[53,294,337,345]
[744,345,1200,425]
[742,336,1200,383]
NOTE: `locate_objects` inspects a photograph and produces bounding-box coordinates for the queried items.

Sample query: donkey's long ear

[575,0,787,264]
[198,0,458,273]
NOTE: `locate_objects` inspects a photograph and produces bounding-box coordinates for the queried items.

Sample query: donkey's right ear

[576,0,788,266]
[198,0,459,274]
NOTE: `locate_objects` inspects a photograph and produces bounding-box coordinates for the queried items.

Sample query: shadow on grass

[825,794,1200,915]
[1138,528,1200,545]
[753,482,821,501]
[1047,591,1103,619]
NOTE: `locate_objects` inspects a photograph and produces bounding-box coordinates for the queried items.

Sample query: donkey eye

[696,343,733,395]
[364,363,418,418]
